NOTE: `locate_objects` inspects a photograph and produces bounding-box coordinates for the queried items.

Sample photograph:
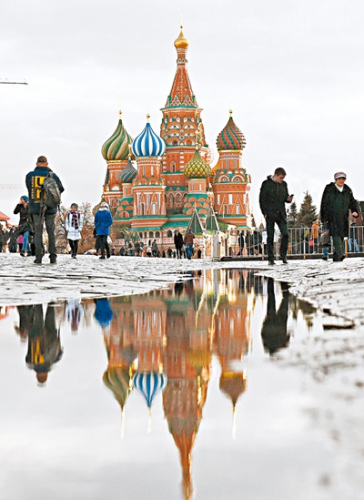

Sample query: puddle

[0,269,338,500]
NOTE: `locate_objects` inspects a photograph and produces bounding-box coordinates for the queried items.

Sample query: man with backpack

[26,155,64,264]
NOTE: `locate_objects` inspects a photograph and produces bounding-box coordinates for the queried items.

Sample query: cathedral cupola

[174,26,189,49]
[132,115,166,157]
[184,147,211,179]
[216,110,246,151]
[102,111,134,161]
[120,156,137,183]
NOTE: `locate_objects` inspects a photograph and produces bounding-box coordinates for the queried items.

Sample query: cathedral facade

[101,27,252,243]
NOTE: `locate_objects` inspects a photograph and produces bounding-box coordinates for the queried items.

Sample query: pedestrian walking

[174,229,184,259]
[65,203,84,259]
[94,201,113,259]
[320,172,359,262]
[237,231,245,256]
[184,229,195,260]
[13,195,31,256]
[26,156,64,264]
[259,167,294,264]
[152,239,159,257]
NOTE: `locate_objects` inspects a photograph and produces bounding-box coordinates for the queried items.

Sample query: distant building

[101,27,252,248]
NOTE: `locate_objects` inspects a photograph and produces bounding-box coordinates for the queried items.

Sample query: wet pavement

[1,269,363,499]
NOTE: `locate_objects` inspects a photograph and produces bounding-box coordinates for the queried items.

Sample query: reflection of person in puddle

[261,279,290,355]
[94,298,113,328]
[14,305,34,342]
[25,304,63,385]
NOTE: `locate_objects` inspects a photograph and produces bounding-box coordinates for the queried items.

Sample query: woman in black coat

[320,172,359,261]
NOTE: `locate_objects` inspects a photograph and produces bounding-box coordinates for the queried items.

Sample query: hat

[334,172,346,180]
[21,195,29,202]
[100,201,109,209]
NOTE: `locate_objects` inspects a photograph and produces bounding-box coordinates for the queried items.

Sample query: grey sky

[1,0,363,223]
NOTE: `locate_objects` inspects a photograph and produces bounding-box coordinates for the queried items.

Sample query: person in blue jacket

[94,201,113,259]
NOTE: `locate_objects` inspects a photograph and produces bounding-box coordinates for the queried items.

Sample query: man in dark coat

[26,155,64,264]
[174,229,184,259]
[261,278,290,355]
[259,167,294,264]
[320,171,359,261]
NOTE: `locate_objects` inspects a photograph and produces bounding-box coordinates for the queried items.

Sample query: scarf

[70,211,80,229]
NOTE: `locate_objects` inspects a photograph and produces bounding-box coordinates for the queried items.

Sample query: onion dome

[133,371,167,408]
[131,115,166,157]
[216,111,246,151]
[184,148,211,178]
[102,112,133,161]
[174,26,189,49]
[120,158,137,183]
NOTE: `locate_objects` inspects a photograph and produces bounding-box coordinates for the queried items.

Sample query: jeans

[186,244,193,259]
[266,216,288,261]
[32,213,56,258]
[22,231,30,252]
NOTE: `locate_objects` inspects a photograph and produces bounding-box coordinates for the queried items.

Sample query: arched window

[156,231,160,238]
[168,193,174,209]
[139,232,143,238]
[149,231,154,238]
[167,230,172,237]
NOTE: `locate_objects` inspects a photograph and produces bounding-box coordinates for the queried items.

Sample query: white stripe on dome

[132,122,166,157]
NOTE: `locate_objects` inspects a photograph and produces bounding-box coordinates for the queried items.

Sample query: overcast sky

[1,0,363,224]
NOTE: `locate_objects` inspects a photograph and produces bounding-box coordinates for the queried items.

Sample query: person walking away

[94,202,113,259]
[237,231,245,256]
[152,239,159,257]
[26,156,64,264]
[65,203,84,259]
[310,220,320,254]
[8,226,18,253]
[184,229,195,260]
[320,172,359,262]
[259,167,294,265]
[13,195,31,256]
[174,229,184,259]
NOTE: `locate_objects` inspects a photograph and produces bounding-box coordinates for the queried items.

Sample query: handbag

[319,230,330,247]
[309,239,314,247]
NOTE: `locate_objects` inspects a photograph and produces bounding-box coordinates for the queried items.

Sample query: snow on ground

[1,253,364,498]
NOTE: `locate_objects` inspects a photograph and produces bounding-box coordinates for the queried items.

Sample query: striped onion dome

[102,114,133,161]
[120,158,137,183]
[133,371,167,408]
[131,117,166,158]
[216,112,246,151]
[184,148,211,179]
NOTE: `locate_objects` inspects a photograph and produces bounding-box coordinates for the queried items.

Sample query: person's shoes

[34,257,42,264]
[50,255,57,264]
[322,255,328,261]
[72,254,77,259]
[268,259,275,265]
[281,256,288,264]
[106,253,111,259]
[339,254,345,261]
[20,252,26,257]
[99,255,105,260]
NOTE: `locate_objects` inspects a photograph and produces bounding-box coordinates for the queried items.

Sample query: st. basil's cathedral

[101,27,252,245]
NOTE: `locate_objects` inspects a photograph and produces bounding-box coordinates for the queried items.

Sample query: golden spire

[229,109,233,117]
[174,25,189,49]
[146,113,150,123]
[119,109,122,118]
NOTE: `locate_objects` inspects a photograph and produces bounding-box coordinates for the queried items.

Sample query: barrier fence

[227,226,364,259]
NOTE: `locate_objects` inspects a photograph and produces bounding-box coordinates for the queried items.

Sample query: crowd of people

[0,158,361,264]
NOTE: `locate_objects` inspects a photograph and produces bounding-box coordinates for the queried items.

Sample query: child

[65,203,84,258]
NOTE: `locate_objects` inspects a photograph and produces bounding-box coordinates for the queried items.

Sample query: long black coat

[259,176,290,220]
[320,182,359,238]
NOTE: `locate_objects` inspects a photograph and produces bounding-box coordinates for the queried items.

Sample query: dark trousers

[69,239,79,256]
[266,216,288,261]
[176,246,182,259]
[97,235,110,257]
[32,214,56,258]
[332,235,345,260]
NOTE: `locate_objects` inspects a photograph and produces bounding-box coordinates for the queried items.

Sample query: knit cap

[334,172,346,180]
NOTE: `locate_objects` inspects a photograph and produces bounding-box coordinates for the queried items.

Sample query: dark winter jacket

[94,299,113,328]
[94,209,113,235]
[259,176,291,220]
[174,232,184,249]
[320,182,359,238]
[26,166,64,215]
[14,203,30,231]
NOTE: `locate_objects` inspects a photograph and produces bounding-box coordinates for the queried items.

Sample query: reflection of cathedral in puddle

[102,269,256,499]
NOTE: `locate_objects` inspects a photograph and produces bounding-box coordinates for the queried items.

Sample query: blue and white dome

[133,371,167,408]
[132,117,166,158]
